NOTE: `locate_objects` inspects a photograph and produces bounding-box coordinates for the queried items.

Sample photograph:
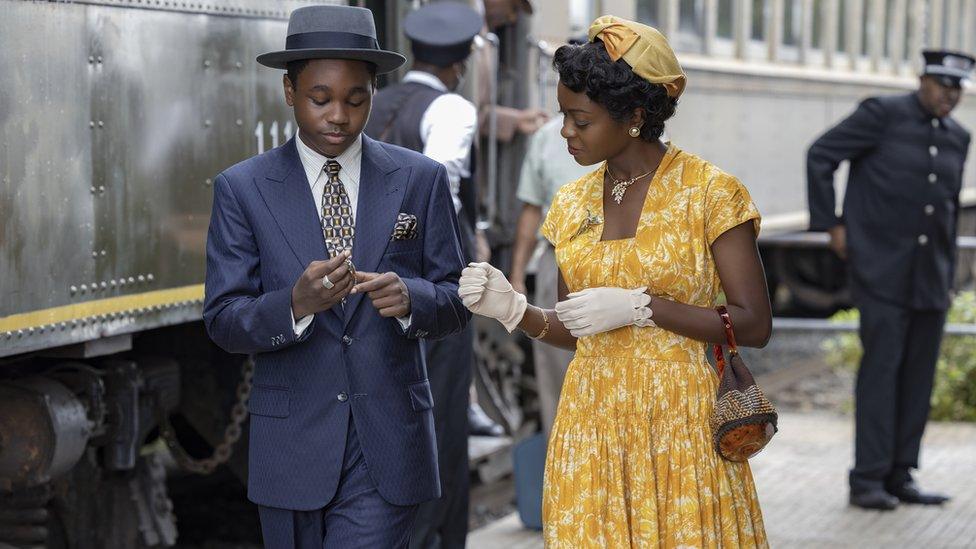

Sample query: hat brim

[256,48,406,74]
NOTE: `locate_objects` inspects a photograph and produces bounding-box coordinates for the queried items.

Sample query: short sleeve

[704,174,761,245]
[516,130,547,206]
[540,189,564,245]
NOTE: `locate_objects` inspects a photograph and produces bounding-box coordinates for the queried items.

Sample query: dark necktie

[321,160,355,257]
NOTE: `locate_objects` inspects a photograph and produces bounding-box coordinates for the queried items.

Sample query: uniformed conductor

[807,49,974,511]
[364,3,482,547]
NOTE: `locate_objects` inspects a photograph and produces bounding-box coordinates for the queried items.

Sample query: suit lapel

[344,135,408,328]
[255,138,327,271]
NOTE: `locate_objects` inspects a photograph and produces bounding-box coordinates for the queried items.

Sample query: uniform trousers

[410,218,476,549]
[258,417,418,548]
[850,287,947,493]
[533,244,574,435]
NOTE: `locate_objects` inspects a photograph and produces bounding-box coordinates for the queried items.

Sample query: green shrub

[823,291,976,422]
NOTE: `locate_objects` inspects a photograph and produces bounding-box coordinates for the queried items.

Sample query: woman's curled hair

[553,41,677,141]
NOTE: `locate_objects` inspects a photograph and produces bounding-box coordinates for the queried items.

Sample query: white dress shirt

[401,70,477,213]
[291,133,410,335]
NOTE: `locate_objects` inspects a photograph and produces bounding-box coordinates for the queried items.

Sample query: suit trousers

[533,244,574,435]
[409,324,474,549]
[850,287,947,493]
[258,417,419,548]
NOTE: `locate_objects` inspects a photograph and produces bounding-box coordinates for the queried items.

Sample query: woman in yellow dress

[459,15,771,548]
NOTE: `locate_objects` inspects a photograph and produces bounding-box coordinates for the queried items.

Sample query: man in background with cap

[203,5,468,547]
[807,49,973,511]
[364,3,481,546]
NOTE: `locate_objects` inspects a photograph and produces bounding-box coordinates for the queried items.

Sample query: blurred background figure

[509,92,589,435]
[364,2,482,547]
[807,49,974,511]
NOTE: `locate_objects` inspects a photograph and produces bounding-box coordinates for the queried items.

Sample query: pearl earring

[629,126,641,137]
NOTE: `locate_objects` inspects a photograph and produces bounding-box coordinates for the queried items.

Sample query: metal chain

[156,356,254,475]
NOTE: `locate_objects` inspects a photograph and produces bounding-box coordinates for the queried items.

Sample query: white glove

[555,286,654,338]
[458,262,528,332]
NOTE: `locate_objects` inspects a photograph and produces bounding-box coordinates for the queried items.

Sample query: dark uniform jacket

[808,93,971,310]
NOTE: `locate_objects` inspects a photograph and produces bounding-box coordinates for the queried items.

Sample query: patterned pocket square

[391,213,419,240]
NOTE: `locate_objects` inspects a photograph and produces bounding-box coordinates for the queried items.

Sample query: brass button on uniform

[342,335,353,346]
[929,145,938,156]
[925,204,935,215]
[928,173,938,183]
[918,235,929,245]
[337,392,349,402]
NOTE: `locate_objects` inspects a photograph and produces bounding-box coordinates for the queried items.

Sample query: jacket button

[929,173,938,184]
[342,335,353,345]
[930,145,938,157]
[337,392,348,402]
[918,234,929,245]
[932,118,940,128]
[925,204,935,215]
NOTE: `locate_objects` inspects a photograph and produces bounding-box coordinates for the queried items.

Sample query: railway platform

[468,411,976,548]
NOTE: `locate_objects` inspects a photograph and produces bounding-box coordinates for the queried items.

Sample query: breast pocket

[380,248,423,275]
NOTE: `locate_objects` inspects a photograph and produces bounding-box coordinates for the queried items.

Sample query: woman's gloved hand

[555,286,654,338]
[458,262,528,332]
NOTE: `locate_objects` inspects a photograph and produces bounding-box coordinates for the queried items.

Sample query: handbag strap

[713,305,739,377]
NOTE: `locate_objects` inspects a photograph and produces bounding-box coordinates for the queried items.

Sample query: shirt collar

[295,132,363,187]
[403,70,449,92]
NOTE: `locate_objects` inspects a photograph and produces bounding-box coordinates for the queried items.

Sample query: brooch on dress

[570,209,603,241]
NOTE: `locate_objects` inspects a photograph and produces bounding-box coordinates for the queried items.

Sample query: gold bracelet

[527,307,550,340]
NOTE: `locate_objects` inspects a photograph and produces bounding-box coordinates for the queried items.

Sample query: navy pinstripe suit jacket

[203,135,470,510]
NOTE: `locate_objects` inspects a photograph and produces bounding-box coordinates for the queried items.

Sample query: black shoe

[849,488,899,511]
[468,403,505,437]
[886,481,950,505]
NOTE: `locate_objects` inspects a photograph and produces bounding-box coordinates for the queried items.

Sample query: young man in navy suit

[202,6,469,548]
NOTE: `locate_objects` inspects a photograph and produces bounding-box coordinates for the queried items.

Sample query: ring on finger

[322,274,334,289]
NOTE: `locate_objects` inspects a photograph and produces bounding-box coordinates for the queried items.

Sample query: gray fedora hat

[257,5,405,74]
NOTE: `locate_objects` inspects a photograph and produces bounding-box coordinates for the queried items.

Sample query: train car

[0,1,341,546]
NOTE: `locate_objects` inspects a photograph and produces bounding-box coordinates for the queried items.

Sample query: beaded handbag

[710,306,778,462]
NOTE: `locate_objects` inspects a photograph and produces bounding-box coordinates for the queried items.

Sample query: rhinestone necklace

[606,165,655,204]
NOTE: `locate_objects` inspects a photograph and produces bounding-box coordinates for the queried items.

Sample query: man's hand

[517,108,549,135]
[827,225,848,260]
[351,271,411,318]
[291,250,353,319]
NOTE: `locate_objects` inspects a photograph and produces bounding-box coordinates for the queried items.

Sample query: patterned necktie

[321,160,355,257]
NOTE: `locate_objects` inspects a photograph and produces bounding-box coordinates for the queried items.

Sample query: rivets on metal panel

[80,284,87,293]
[97,56,103,65]
[98,186,105,195]
[70,285,78,294]
[90,186,97,194]
[204,178,212,186]
[204,119,212,127]
[147,273,155,282]
[89,121,95,128]
[27,328,34,336]
[97,121,104,128]
[16,330,23,338]
[71,319,78,328]
[128,277,135,284]
[138,275,146,283]
[88,56,95,64]
[59,323,67,331]
[235,119,243,126]
[100,250,107,257]
[203,60,211,68]
[92,251,98,258]
[118,278,126,287]
[3,332,10,340]
[100,281,108,290]
[235,61,242,69]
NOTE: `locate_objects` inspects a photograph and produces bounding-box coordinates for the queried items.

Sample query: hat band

[924,65,972,80]
[286,31,380,51]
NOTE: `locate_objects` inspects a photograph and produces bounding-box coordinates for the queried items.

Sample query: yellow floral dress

[540,144,767,548]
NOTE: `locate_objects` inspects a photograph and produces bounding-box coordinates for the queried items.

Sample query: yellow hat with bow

[587,15,686,99]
